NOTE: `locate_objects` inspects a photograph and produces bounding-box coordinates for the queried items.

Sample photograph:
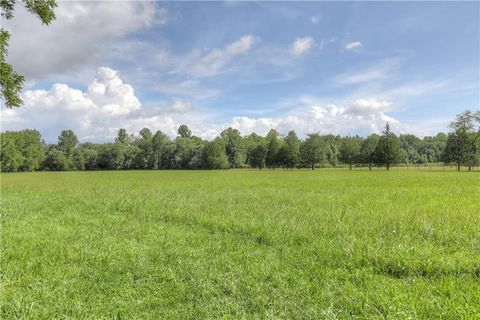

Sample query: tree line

[1,111,479,172]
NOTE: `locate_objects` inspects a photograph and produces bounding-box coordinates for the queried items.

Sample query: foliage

[339,136,361,170]
[1,112,477,171]
[300,133,325,170]
[374,123,402,170]
[202,139,229,169]
[443,110,480,170]
[1,0,57,108]
[248,144,267,170]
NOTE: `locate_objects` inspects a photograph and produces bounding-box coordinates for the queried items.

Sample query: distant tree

[399,134,423,164]
[283,130,300,169]
[202,139,229,169]
[97,143,124,170]
[248,144,267,170]
[322,135,341,167]
[340,136,362,170]
[122,145,142,169]
[81,147,98,170]
[43,148,70,171]
[374,123,402,170]
[0,136,24,172]
[220,127,244,168]
[115,128,131,145]
[0,130,43,171]
[1,0,57,108]
[72,148,85,170]
[300,133,325,170]
[177,125,192,138]
[173,135,204,169]
[265,129,280,169]
[152,130,170,169]
[58,130,78,156]
[360,134,379,170]
[137,128,155,169]
[275,145,289,169]
[443,110,480,171]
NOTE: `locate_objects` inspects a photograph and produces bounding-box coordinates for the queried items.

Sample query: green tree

[152,130,170,169]
[374,123,402,170]
[72,148,85,170]
[265,129,280,169]
[443,110,480,171]
[360,134,379,170]
[220,127,244,168]
[0,136,24,172]
[300,133,325,170]
[115,128,131,145]
[340,136,362,170]
[43,148,69,171]
[248,144,266,170]
[97,143,124,170]
[275,145,289,169]
[177,125,192,138]
[283,130,300,169]
[81,147,98,170]
[58,130,78,156]
[202,139,229,169]
[1,0,56,108]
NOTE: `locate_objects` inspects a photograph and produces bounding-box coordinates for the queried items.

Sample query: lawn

[1,170,479,319]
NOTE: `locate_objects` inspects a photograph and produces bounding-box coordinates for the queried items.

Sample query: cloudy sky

[1,1,478,142]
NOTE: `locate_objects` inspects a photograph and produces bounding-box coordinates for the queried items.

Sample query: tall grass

[1,170,479,318]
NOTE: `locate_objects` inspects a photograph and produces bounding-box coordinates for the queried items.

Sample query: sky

[1,1,479,143]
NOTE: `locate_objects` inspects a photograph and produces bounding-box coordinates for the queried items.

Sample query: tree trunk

[369,163,372,171]
[349,163,352,171]
[311,163,315,170]
[386,163,390,171]
[457,162,460,171]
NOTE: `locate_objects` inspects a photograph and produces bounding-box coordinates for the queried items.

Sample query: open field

[1,170,479,319]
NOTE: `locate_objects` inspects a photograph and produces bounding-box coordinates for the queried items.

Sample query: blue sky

[1,1,478,142]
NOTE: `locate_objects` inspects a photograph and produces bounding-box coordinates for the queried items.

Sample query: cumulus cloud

[4,2,163,79]
[1,67,178,142]
[345,41,362,51]
[290,37,314,56]
[1,67,409,142]
[227,103,400,137]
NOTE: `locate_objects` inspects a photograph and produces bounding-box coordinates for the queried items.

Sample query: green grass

[1,170,479,319]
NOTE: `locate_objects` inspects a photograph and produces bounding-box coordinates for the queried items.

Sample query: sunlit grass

[1,170,479,318]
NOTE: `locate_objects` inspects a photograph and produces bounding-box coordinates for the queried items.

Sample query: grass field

[1,170,479,319]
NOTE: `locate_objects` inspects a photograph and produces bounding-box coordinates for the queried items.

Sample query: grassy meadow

[1,170,479,319]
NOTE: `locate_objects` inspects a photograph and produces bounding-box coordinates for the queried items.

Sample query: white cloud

[290,37,314,56]
[153,80,218,100]
[2,67,449,142]
[163,100,196,114]
[345,41,362,51]
[1,67,178,141]
[181,35,260,77]
[310,16,320,24]
[334,59,399,85]
[349,98,394,114]
[4,2,163,79]
[227,103,400,137]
